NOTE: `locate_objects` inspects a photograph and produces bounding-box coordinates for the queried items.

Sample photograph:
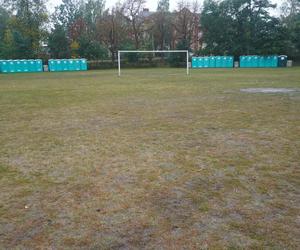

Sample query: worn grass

[0,68,299,249]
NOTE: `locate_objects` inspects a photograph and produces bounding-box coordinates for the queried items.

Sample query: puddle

[240,88,298,93]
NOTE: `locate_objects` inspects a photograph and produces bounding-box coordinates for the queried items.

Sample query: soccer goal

[117,50,190,76]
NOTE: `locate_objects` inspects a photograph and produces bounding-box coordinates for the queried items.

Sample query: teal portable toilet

[226,56,233,68]
[202,57,207,67]
[197,57,202,68]
[75,59,81,70]
[80,59,87,70]
[192,57,197,68]
[271,56,277,67]
[1,60,9,73]
[69,59,76,71]
[62,59,69,71]
[49,59,55,71]
[252,56,259,67]
[209,56,216,68]
[265,56,271,67]
[278,55,287,67]
[240,56,245,67]
[15,60,22,72]
[240,56,243,67]
[36,59,42,72]
[29,60,34,72]
[222,56,226,68]
[248,56,253,67]
[216,56,222,67]
[246,56,252,67]
[56,60,63,71]
[258,56,264,67]
[8,60,15,73]
[24,60,29,72]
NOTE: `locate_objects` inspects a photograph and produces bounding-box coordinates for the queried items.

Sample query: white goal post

[117,50,189,76]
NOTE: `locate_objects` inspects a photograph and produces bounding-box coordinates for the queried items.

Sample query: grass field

[0,68,300,249]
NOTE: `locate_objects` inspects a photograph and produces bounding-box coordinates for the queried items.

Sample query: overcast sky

[47,0,285,14]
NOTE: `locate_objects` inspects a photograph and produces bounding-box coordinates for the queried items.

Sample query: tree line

[0,0,299,62]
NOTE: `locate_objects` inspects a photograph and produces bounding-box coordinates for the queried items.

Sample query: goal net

[117,50,189,76]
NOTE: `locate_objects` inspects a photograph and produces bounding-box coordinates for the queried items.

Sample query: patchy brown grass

[0,68,300,248]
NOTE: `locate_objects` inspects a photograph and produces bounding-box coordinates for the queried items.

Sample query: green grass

[0,68,299,248]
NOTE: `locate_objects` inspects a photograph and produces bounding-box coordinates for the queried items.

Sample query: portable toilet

[239,56,245,67]
[252,56,259,67]
[278,55,287,67]
[36,59,42,72]
[62,59,69,71]
[209,56,216,68]
[192,57,198,68]
[56,60,63,71]
[246,56,252,67]
[49,60,55,71]
[75,59,81,70]
[1,60,9,73]
[7,60,15,72]
[197,57,201,68]
[271,56,278,67]
[15,60,21,72]
[69,59,76,71]
[226,56,233,68]
[216,56,222,68]
[80,59,87,70]
[28,60,34,72]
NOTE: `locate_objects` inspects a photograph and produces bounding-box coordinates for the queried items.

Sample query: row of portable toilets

[48,59,87,72]
[0,59,43,73]
[192,55,288,68]
[192,56,234,68]
[0,59,87,73]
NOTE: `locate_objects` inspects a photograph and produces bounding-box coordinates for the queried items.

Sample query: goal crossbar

[117,50,189,76]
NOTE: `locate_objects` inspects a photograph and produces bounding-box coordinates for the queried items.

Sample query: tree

[2,0,48,58]
[280,0,300,58]
[48,24,70,58]
[122,0,146,49]
[173,0,200,51]
[97,5,129,62]
[151,0,172,50]
[200,0,284,56]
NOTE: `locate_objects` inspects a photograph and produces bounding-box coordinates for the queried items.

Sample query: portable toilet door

[239,56,244,67]
[8,60,15,73]
[253,56,259,67]
[25,60,30,72]
[196,56,203,68]
[271,55,278,68]
[15,60,22,72]
[80,59,87,71]
[36,60,42,72]
[209,56,216,68]
[69,59,76,71]
[1,60,9,73]
[62,59,69,71]
[55,59,64,71]
[192,57,197,68]
[216,56,222,68]
[75,59,81,70]
[226,56,233,68]
[49,60,54,71]
[246,56,252,67]
[29,60,34,72]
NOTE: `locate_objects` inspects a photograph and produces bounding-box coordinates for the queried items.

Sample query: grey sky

[47,0,285,13]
